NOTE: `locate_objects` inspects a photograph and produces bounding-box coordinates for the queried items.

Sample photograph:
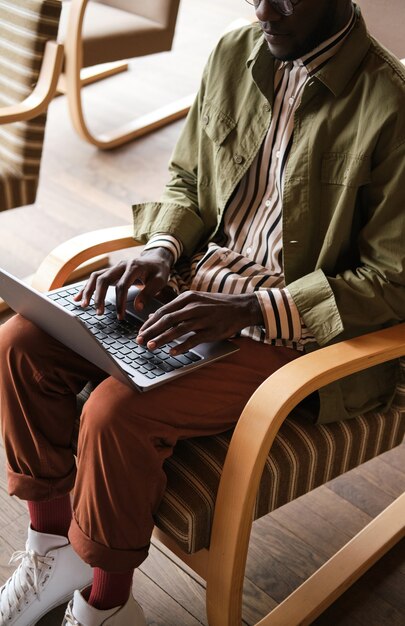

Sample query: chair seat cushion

[75,359,405,554]
[159,407,404,553]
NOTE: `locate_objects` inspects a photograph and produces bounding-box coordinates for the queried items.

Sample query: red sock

[28,495,72,538]
[88,568,134,610]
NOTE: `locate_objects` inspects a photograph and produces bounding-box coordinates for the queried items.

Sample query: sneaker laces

[0,548,54,621]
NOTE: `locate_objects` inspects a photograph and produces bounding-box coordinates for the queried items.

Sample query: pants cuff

[7,465,76,501]
[69,515,150,571]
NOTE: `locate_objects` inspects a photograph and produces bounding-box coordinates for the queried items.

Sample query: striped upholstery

[75,357,405,554]
[0,0,61,211]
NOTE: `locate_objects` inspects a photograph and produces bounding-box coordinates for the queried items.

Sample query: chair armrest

[207,322,405,603]
[0,41,64,124]
[32,225,139,291]
[221,323,405,506]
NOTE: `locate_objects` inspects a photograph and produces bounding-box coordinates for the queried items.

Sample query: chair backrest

[0,0,62,212]
[357,0,404,59]
[98,0,181,31]
[60,0,181,70]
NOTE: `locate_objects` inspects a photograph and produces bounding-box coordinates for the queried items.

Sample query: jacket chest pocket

[321,152,371,188]
[201,99,236,147]
[319,152,371,247]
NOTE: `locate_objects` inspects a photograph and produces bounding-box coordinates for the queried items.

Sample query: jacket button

[202,115,209,125]
[234,154,244,164]
[263,103,271,112]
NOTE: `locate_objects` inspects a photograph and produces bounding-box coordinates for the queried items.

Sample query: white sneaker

[0,526,93,626]
[62,589,146,626]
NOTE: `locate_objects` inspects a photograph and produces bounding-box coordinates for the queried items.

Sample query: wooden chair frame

[61,0,194,149]
[0,41,64,125]
[0,39,64,314]
[32,225,405,626]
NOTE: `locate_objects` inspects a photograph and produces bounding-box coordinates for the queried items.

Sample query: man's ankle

[28,494,72,538]
[88,568,134,610]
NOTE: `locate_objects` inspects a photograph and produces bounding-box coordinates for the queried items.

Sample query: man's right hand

[73,247,173,319]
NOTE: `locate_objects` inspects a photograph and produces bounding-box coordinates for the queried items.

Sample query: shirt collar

[298,5,356,75]
[248,5,371,99]
[274,6,356,78]
[314,5,371,96]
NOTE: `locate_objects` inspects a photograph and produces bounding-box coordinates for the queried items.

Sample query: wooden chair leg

[200,332,405,625]
[68,87,194,150]
[256,492,405,626]
[202,492,405,626]
[64,0,193,150]
[57,60,129,95]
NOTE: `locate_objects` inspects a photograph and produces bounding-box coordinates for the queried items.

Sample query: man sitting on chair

[1,1,404,625]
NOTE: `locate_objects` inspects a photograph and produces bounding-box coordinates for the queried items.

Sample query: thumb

[134,275,166,311]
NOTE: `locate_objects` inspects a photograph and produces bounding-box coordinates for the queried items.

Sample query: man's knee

[79,379,136,439]
[0,315,45,363]
[79,377,164,450]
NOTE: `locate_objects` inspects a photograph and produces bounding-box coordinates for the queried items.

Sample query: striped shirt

[145,9,356,350]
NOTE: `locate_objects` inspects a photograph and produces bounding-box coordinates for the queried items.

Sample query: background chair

[32,226,405,626]
[57,0,193,149]
[0,0,63,212]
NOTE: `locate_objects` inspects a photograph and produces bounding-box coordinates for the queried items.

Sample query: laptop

[0,268,238,391]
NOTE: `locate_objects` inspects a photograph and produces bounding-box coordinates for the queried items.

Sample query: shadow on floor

[36,603,67,626]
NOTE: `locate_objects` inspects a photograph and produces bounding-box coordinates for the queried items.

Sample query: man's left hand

[137,291,264,354]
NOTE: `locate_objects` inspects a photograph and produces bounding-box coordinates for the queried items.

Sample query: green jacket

[132,8,405,424]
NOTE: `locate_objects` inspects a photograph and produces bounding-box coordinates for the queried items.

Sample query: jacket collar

[247,5,371,101]
[314,6,371,97]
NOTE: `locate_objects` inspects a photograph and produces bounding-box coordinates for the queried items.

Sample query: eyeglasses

[245,0,301,17]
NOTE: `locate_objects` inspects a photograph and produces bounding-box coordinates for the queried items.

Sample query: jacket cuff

[132,202,205,257]
[287,269,344,346]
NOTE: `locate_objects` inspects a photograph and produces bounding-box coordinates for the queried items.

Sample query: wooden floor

[0,1,404,624]
[0,442,404,626]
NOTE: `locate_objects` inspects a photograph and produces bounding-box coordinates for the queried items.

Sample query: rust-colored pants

[0,315,300,571]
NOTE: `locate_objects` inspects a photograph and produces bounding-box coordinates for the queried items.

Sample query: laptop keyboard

[47,286,202,379]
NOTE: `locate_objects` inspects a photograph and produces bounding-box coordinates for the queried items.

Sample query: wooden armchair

[32,226,405,626]
[0,0,64,212]
[57,0,194,149]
